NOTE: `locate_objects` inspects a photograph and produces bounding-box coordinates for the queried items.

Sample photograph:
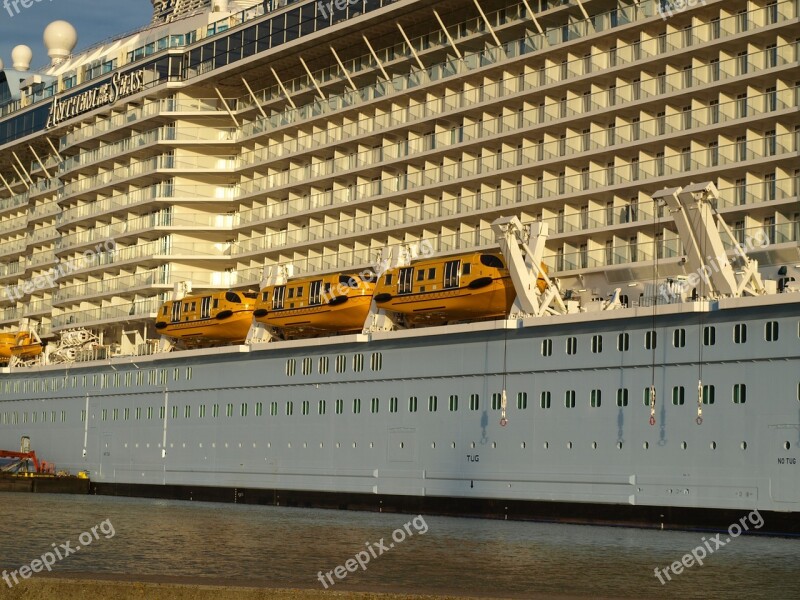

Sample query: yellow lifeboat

[0,332,16,361]
[154,290,257,344]
[372,252,521,326]
[254,273,375,336]
[10,331,43,359]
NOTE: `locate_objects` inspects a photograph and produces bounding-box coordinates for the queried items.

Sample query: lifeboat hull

[158,311,253,343]
[0,334,16,361]
[11,344,43,360]
[377,277,516,325]
[255,294,373,335]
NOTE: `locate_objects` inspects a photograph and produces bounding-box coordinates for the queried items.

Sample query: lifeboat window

[417,270,425,281]
[183,303,189,312]
[262,291,269,301]
[339,275,357,288]
[243,292,257,299]
[288,288,295,299]
[273,286,286,309]
[190,302,196,311]
[428,268,436,279]
[398,268,413,294]
[384,274,393,285]
[296,287,303,298]
[309,280,323,305]
[444,260,461,289]
[171,302,181,322]
[225,291,241,303]
[162,306,168,316]
[463,263,471,275]
[480,254,504,268]
[200,297,211,319]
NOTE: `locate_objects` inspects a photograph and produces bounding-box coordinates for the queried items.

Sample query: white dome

[43,20,78,64]
[11,45,32,71]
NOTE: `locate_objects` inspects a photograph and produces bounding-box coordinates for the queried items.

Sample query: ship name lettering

[466,454,479,462]
[778,457,796,465]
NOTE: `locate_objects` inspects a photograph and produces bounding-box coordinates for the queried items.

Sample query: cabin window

[616,388,628,407]
[450,395,459,411]
[703,326,716,346]
[565,390,576,408]
[566,337,577,355]
[213,404,219,418]
[540,391,551,409]
[390,397,399,413]
[199,405,206,418]
[273,286,286,309]
[703,385,715,404]
[184,406,191,418]
[183,303,189,311]
[226,403,234,417]
[398,268,413,294]
[734,323,747,343]
[480,254,504,268]
[171,302,181,322]
[270,402,278,416]
[225,291,241,303]
[765,321,779,341]
[353,398,361,414]
[335,399,343,414]
[371,398,379,413]
[673,329,686,348]
[286,401,294,416]
[318,400,326,415]
[645,331,657,349]
[409,396,418,412]
[353,353,364,372]
[541,339,552,356]
[370,352,382,371]
[444,260,461,289]
[255,403,262,416]
[590,390,601,407]
[733,384,747,404]
[335,355,346,373]
[517,392,528,410]
[302,358,312,375]
[617,332,629,351]
[318,356,329,374]
[672,386,685,405]
[200,297,211,319]
[591,335,603,353]
[309,280,323,305]
[470,394,480,410]
[286,359,296,376]
[491,393,502,410]
[428,396,438,412]
[190,302,196,311]
[302,401,309,415]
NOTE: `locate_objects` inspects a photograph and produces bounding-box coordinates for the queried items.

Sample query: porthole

[399,442,404,449]
[785,441,791,450]
[617,442,623,449]
[320,443,324,448]
[643,442,649,450]
[451,442,456,449]
[353,442,357,448]
[336,442,340,448]
[681,441,687,450]
[492,442,497,449]
[471,442,476,449]
[591,442,597,449]
[369,442,374,448]
[266,442,271,448]
[567,441,573,449]
[710,441,717,450]
[543,442,549,449]
[521,442,526,449]
[741,441,747,450]
[431,442,436,449]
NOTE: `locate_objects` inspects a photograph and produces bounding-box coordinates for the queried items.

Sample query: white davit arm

[491,216,569,317]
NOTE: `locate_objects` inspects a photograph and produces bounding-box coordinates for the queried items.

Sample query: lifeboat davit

[254,273,375,336]
[372,252,521,326]
[154,290,257,343]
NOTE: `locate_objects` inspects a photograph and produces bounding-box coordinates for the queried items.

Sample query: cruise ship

[0,0,798,533]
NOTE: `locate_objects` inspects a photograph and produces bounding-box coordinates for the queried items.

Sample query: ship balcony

[51,269,233,306]
[56,184,238,228]
[0,214,30,237]
[28,200,61,224]
[57,155,237,201]
[51,297,161,332]
[59,126,240,177]
[0,261,25,284]
[55,212,235,254]
[24,299,52,318]
[0,191,29,218]
[0,306,21,325]
[29,155,59,179]
[28,227,59,245]
[61,97,238,149]
[26,249,57,271]
[28,177,61,201]
[0,238,28,261]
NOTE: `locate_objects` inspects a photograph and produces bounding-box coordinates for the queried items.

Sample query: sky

[0,0,152,71]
